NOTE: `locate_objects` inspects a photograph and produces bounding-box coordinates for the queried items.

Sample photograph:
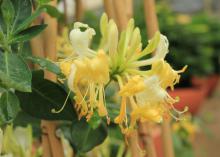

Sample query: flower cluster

[58,13,187,134]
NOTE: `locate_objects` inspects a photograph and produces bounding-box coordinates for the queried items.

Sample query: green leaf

[14,8,46,34]
[41,5,62,18]
[10,0,32,32]
[0,91,20,125]
[11,24,47,43]
[37,0,51,5]
[0,52,32,92]
[62,120,107,153]
[88,112,102,129]
[16,70,77,121]
[25,56,63,77]
[1,0,15,28]
[13,111,41,138]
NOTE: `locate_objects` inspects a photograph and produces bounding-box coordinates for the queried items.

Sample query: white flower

[154,34,169,60]
[69,22,96,57]
[136,75,168,105]
[67,64,77,91]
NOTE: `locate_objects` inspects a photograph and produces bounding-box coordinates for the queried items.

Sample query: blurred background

[2,0,220,157]
[55,0,220,156]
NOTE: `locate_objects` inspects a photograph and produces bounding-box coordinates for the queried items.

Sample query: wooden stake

[161,118,174,157]
[144,1,175,157]
[125,0,133,20]
[138,123,157,157]
[41,1,65,157]
[103,0,116,19]
[128,131,142,157]
[143,0,159,37]
[112,0,129,31]
[75,0,84,21]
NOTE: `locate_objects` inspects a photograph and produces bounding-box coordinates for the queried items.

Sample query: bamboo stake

[112,0,129,31]
[161,118,174,157]
[143,0,158,37]
[41,1,65,157]
[75,0,84,21]
[125,0,133,20]
[128,131,142,157]
[103,0,116,19]
[138,122,157,157]
[144,1,175,157]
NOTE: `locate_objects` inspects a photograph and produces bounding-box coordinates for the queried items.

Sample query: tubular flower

[58,22,110,121]
[58,13,187,134]
[98,14,187,133]
[68,50,110,119]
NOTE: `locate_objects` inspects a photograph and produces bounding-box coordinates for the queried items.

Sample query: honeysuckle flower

[149,60,187,90]
[2,125,32,157]
[69,22,96,58]
[58,13,187,134]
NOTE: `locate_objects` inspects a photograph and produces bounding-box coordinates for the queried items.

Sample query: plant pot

[191,76,209,97]
[191,75,220,96]
[206,74,219,95]
[168,86,207,115]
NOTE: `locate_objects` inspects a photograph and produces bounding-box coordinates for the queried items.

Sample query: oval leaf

[0,52,32,92]
[11,24,47,43]
[70,120,107,153]
[16,70,77,121]
[0,91,20,125]
[10,0,32,32]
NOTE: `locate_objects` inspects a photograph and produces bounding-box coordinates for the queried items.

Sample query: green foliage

[61,120,108,154]
[16,70,77,121]
[1,0,15,29]
[41,4,62,18]
[25,56,64,77]
[173,130,194,157]
[13,111,41,138]
[0,52,32,92]
[11,24,47,44]
[0,91,20,125]
[0,0,109,154]
[14,7,46,34]
[10,0,32,33]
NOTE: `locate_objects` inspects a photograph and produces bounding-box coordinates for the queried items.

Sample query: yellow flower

[149,60,187,90]
[60,61,72,77]
[57,13,187,134]
[65,50,110,120]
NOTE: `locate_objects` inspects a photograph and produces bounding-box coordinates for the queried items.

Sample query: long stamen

[51,90,71,113]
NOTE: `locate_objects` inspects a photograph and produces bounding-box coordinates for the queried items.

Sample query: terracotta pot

[168,87,207,115]
[206,75,219,95]
[191,76,209,96]
[191,75,220,96]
